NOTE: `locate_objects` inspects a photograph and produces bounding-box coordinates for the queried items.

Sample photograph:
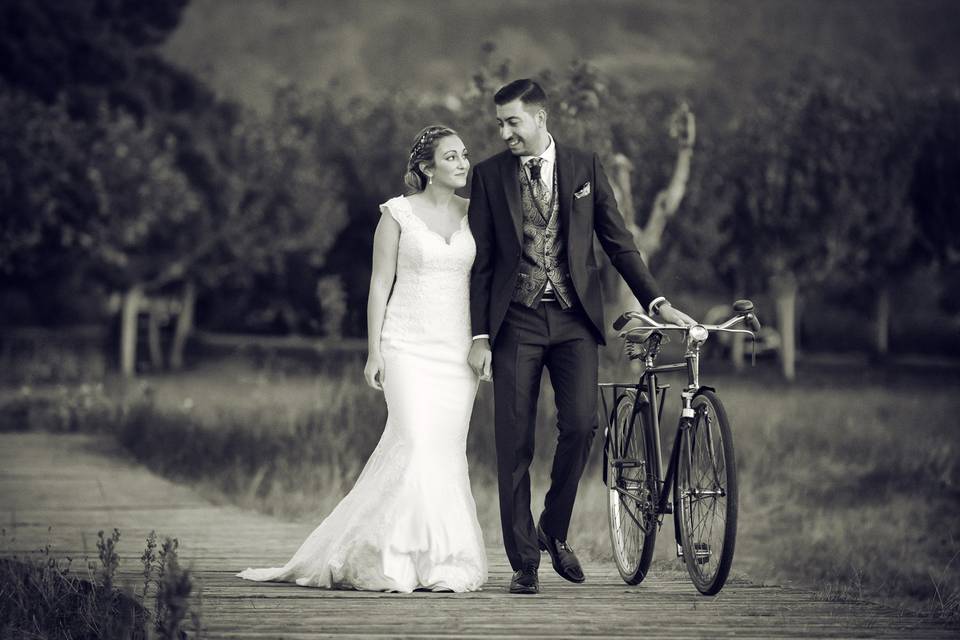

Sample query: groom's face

[496,99,547,156]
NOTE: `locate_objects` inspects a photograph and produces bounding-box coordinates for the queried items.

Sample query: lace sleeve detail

[379,196,410,226]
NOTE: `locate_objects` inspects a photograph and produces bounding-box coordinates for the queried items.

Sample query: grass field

[2,349,958,618]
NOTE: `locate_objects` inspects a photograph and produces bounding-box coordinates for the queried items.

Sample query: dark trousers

[492,300,599,571]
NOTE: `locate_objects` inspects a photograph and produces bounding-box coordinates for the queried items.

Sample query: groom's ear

[535,108,548,128]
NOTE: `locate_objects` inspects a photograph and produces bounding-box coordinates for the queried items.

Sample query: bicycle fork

[674,390,697,558]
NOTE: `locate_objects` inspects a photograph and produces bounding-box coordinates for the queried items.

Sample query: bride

[237,126,488,592]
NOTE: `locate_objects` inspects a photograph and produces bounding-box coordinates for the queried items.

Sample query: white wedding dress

[237,195,487,592]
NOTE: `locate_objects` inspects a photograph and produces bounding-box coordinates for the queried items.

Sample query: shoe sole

[509,585,539,594]
[538,534,586,584]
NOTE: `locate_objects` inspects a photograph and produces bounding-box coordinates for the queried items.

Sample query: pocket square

[574,182,591,199]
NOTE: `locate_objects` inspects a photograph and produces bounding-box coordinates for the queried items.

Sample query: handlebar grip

[612,314,631,331]
[747,314,761,333]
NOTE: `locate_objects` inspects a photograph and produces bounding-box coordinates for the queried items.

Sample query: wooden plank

[1,432,957,639]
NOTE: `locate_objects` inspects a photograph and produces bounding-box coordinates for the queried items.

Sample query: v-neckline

[402,196,468,246]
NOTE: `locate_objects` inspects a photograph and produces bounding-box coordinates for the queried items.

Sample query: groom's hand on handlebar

[468,338,493,382]
[657,303,697,327]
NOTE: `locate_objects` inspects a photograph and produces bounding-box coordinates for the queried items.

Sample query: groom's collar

[520,134,556,168]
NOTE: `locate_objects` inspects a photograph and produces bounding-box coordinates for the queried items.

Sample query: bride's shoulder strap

[378,195,412,225]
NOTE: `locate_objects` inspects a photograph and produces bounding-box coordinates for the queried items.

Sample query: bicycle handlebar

[612,301,762,338]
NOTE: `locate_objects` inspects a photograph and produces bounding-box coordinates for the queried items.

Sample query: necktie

[527,157,545,203]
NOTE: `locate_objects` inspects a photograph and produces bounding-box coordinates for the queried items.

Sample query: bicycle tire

[606,390,658,584]
[674,388,738,595]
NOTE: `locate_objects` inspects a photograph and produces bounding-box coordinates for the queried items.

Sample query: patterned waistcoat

[511,161,578,309]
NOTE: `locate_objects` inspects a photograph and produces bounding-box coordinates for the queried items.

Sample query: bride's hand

[364,353,385,391]
[468,338,493,382]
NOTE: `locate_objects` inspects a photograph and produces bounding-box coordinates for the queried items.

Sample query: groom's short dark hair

[494,79,547,110]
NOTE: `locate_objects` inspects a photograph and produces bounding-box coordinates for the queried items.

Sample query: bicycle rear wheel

[674,389,738,595]
[606,390,658,584]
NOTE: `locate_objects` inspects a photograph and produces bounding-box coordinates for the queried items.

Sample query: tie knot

[527,158,544,182]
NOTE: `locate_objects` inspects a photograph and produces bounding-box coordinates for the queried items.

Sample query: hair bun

[403,169,425,192]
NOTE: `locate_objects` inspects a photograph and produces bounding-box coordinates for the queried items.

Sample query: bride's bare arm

[364,212,400,390]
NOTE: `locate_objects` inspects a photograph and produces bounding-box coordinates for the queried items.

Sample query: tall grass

[2,354,958,618]
[0,528,198,639]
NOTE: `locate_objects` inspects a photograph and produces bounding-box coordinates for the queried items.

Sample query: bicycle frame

[601,311,756,534]
[600,350,698,530]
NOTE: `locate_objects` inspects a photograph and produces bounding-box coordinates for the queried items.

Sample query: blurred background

[1,0,958,620]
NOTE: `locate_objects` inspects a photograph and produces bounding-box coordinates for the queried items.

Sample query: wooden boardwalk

[2,432,956,639]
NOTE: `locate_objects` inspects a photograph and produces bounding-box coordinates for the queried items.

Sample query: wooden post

[120,285,144,377]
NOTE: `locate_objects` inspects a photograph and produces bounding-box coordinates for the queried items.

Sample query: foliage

[4,4,960,338]
[911,87,960,267]
[0,84,94,279]
[0,527,197,639]
[0,0,189,105]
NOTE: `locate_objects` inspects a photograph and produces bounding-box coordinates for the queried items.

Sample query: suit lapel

[499,154,523,243]
[555,142,574,243]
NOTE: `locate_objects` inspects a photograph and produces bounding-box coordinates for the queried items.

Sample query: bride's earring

[428,175,433,185]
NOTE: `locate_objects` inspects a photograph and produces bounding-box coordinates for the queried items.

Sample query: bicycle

[599,299,761,595]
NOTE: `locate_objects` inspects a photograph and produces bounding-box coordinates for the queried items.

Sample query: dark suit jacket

[468,142,663,345]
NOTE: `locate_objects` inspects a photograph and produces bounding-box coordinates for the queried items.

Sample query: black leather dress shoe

[537,520,585,583]
[509,567,539,594]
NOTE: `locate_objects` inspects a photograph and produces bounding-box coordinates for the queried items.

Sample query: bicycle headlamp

[689,325,709,343]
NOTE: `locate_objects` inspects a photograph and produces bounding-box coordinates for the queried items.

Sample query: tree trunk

[730,331,746,371]
[607,154,639,314]
[609,103,696,317]
[147,306,163,370]
[771,272,798,381]
[635,102,695,260]
[169,280,196,370]
[120,285,144,377]
[729,277,746,371]
[873,285,890,357]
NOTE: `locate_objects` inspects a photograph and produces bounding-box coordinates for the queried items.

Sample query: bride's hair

[404,125,458,192]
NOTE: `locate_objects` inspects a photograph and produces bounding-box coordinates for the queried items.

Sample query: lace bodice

[379,196,475,353]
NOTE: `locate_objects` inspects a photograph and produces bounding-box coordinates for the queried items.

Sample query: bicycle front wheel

[606,390,658,584]
[675,389,738,595]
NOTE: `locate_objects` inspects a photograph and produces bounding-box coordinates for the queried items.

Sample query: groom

[467,79,693,594]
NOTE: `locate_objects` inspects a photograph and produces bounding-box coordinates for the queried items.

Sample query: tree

[718,75,876,379]
[827,86,922,357]
[0,0,189,106]
[912,87,960,269]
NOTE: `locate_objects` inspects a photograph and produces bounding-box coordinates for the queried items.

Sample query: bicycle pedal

[693,542,711,565]
[676,543,684,558]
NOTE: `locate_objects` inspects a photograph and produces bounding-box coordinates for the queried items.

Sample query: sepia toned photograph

[1,1,958,638]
